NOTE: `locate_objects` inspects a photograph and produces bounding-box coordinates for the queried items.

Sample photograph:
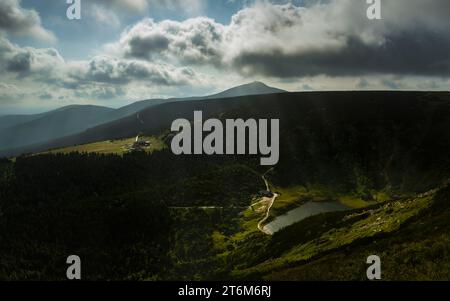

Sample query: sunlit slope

[43,136,166,155]
[0,82,285,156]
[217,182,449,281]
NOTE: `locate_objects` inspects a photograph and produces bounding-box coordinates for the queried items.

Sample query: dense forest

[0,151,263,280]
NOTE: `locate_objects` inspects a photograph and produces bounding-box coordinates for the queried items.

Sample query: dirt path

[257,193,279,235]
[255,168,279,235]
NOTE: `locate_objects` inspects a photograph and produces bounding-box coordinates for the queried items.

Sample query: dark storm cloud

[222,1,450,78]
[230,32,450,78]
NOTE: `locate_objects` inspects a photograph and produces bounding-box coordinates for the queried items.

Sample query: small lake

[263,201,350,234]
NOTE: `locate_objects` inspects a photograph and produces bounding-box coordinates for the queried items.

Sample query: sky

[0,0,449,114]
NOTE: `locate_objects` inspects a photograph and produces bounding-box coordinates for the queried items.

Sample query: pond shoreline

[263,201,351,235]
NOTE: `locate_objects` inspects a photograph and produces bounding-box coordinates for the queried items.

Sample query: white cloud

[0,38,64,79]
[107,1,450,78]
[0,0,56,42]
[107,17,225,65]
[0,82,24,103]
[68,55,200,86]
[0,35,206,108]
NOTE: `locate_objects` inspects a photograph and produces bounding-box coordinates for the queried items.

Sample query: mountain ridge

[0,82,285,152]
[2,91,449,175]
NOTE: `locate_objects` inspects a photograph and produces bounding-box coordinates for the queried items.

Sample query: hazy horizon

[3,82,450,116]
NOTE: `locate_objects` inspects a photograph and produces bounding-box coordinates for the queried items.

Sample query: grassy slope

[265,184,450,280]
[217,183,449,280]
[43,136,166,155]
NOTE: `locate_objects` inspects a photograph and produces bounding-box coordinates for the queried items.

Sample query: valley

[0,90,449,280]
[1,0,450,285]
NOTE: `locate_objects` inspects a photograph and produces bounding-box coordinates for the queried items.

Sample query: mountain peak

[210,81,286,99]
[247,81,269,87]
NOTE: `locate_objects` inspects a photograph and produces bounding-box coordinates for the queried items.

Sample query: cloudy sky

[0,0,449,114]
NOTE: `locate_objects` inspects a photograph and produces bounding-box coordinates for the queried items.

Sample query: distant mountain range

[0,82,285,154]
[0,105,114,152]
